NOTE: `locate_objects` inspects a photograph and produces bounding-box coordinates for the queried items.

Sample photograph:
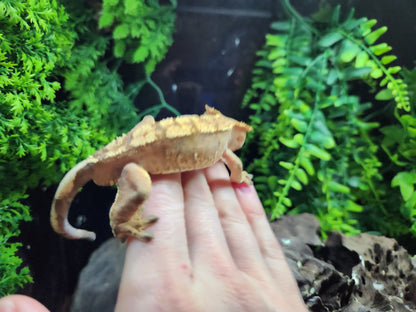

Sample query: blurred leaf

[365,26,388,45]
[295,168,309,185]
[375,88,394,101]
[392,171,416,201]
[370,43,391,56]
[299,156,315,176]
[113,24,130,39]
[318,32,343,47]
[304,144,331,161]
[291,118,308,132]
[381,55,397,65]
[344,66,372,80]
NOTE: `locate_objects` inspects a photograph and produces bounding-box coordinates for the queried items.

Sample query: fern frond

[242,2,397,237]
[99,0,176,74]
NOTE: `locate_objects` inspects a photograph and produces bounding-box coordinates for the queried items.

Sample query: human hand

[0,295,48,312]
[115,163,307,312]
[0,163,307,312]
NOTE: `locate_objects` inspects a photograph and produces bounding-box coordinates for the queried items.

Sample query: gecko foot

[241,171,253,185]
[113,214,159,243]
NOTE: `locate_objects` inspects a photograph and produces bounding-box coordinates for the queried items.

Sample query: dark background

[18,0,416,311]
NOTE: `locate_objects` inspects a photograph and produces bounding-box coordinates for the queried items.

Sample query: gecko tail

[50,158,97,241]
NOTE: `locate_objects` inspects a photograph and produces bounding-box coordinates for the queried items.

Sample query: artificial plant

[243,0,415,238]
[0,0,176,296]
[99,0,177,74]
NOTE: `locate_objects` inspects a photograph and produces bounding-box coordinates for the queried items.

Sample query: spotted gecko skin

[50,105,252,242]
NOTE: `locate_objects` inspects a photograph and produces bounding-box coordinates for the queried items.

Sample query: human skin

[0,163,307,312]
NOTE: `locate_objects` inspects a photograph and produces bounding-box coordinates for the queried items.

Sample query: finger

[120,173,190,288]
[234,184,302,297]
[204,163,269,276]
[182,169,233,268]
[141,173,187,252]
[0,295,49,312]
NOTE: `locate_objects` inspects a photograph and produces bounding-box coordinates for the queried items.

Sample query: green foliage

[382,65,416,235]
[0,0,75,295]
[243,0,414,238]
[0,0,176,295]
[0,194,33,294]
[59,0,140,137]
[99,0,176,74]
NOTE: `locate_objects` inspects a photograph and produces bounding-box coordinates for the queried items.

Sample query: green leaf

[346,200,363,213]
[326,69,338,85]
[309,129,335,149]
[279,161,294,170]
[381,55,397,65]
[290,179,303,191]
[360,19,377,36]
[125,0,140,13]
[16,145,25,157]
[370,68,383,79]
[379,76,389,87]
[106,0,120,6]
[375,88,394,101]
[392,171,416,201]
[289,55,311,66]
[113,24,130,39]
[294,133,304,145]
[304,144,331,161]
[343,16,367,31]
[98,12,114,28]
[278,179,287,186]
[270,21,291,31]
[339,40,360,63]
[355,51,369,68]
[331,5,341,24]
[282,197,292,207]
[114,41,126,58]
[370,43,391,56]
[387,66,401,74]
[299,156,315,176]
[318,32,343,47]
[266,34,286,47]
[402,192,416,220]
[279,137,299,149]
[340,49,358,63]
[327,181,350,193]
[295,168,308,185]
[291,118,308,132]
[132,46,149,63]
[365,26,388,45]
[344,66,372,80]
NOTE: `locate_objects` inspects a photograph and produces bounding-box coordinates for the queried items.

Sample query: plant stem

[137,75,181,119]
[147,75,180,115]
[282,0,319,36]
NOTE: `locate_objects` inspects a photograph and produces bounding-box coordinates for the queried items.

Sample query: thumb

[0,295,49,312]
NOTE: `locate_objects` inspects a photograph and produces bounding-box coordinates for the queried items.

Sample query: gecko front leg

[221,149,253,185]
[110,163,158,243]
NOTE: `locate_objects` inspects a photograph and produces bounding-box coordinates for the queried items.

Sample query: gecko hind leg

[109,163,158,243]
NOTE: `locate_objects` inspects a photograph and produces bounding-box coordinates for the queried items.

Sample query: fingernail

[0,299,15,312]
[233,182,252,193]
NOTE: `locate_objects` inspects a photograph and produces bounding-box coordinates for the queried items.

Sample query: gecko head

[228,122,252,151]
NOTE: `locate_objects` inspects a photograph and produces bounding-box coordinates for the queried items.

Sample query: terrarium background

[14,0,416,311]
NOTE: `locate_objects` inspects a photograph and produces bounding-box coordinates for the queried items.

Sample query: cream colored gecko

[50,105,252,243]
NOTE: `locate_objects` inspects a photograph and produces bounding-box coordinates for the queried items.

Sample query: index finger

[120,173,190,283]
